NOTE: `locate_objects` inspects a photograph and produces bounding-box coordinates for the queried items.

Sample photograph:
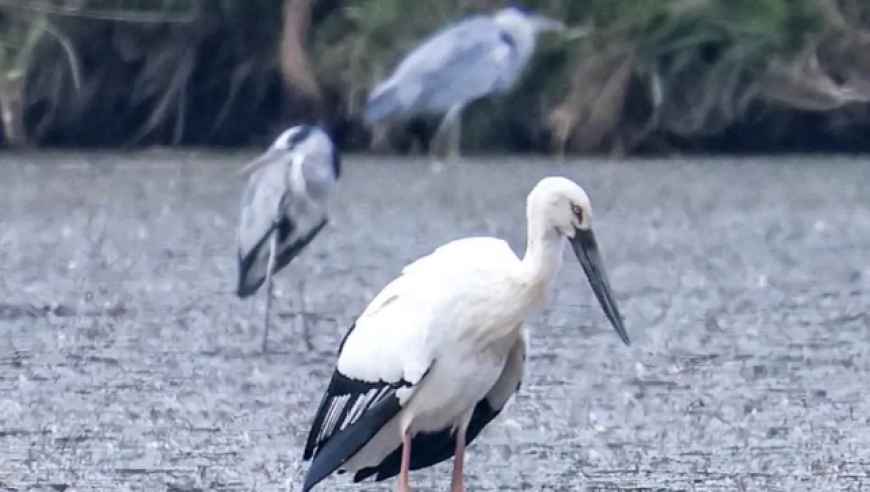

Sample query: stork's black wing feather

[235,218,327,298]
[301,364,413,492]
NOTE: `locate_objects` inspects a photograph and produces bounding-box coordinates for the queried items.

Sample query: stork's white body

[337,237,540,471]
[302,176,629,492]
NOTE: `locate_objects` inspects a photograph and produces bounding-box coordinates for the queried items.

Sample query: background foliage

[3,0,870,154]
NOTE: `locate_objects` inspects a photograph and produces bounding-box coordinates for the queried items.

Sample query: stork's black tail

[301,394,402,492]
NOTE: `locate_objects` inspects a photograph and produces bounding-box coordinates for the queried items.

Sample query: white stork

[300,176,630,492]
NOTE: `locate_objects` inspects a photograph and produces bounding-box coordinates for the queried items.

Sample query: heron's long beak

[236,150,276,177]
[531,15,566,33]
[570,228,630,346]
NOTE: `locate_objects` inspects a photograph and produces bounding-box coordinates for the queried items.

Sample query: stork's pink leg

[398,431,413,492]
[450,431,466,492]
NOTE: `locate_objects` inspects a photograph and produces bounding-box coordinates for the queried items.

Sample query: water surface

[1,153,869,491]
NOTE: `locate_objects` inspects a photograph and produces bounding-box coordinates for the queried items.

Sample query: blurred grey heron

[300,176,629,492]
[362,6,565,164]
[235,125,341,353]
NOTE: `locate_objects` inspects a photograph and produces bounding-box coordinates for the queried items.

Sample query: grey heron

[362,6,565,164]
[235,125,341,353]
[300,176,630,492]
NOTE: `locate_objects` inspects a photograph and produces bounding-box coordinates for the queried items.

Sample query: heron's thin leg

[450,430,466,492]
[398,431,413,492]
[446,110,462,164]
[430,104,464,164]
[262,229,278,354]
[297,277,314,351]
[370,124,391,152]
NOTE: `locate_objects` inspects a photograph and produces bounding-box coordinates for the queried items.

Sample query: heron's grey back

[365,16,524,120]
[300,150,339,204]
[236,155,333,296]
[238,162,287,257]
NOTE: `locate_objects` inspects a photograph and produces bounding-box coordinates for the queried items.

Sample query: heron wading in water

[300,176,630,492]
[362,6,565,165]
[235,125,341,353]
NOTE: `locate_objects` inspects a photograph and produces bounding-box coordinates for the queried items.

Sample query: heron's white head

[236,125,341,182]
[525,176,630,346]
[494,6,566,34]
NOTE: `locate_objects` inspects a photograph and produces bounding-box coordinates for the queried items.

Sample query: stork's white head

[526,176,593,238]
[526,176,630,346]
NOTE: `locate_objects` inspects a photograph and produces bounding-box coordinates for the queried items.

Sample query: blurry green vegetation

[5,0,870,153]
[8,0,281,147]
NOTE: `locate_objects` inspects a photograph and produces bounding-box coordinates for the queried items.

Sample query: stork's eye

[571,204,583,220]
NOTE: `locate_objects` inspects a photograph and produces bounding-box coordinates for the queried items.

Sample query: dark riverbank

[4,0,870,156]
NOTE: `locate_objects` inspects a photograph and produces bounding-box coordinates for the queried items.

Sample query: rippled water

[1,152,869,491]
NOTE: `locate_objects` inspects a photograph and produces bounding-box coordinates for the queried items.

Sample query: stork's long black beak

[570,228,630,346]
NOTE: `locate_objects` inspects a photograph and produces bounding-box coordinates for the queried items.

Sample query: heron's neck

[520,223,564,289]
[499,23,536,62]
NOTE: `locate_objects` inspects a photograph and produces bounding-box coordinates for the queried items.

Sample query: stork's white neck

[520,224,564,290]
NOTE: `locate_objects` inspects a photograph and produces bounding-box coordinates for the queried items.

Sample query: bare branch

[0,0,200,24]
[40,18,82,90]
[0,8,83,90]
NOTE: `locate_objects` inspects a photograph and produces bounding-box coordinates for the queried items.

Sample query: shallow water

[1,152,869,491]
